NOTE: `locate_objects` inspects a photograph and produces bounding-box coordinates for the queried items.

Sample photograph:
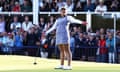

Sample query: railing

[0,46,120,62]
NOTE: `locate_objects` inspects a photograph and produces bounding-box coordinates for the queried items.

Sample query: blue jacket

[14,35,23,47]
[106,38,115,53]
[84,4,95,12]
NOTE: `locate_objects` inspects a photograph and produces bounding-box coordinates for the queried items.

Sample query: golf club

[33,45,40,65]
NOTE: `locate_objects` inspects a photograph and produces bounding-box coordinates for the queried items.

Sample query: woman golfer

[46,7,87,70]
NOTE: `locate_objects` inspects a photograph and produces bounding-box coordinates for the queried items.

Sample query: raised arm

[67,16,87,25]
[46,20,57,35]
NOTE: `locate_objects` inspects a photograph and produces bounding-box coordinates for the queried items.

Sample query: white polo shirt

[95,5,107,12]
[22,21,33,32]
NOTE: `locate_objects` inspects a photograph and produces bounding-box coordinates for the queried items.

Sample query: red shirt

[98,40,107,54]
[13,6,20,12]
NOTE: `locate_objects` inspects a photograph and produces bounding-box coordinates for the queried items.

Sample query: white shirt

[0,21,5,32]
[10,22,21,30]
[7,38,14,47]
[2,36,9,45]
[57,2,66,11]
[58,2,74,12]
[95,5,107,12]
[22,21,33,32]
[66,3,74,12]
[0,7,2,12]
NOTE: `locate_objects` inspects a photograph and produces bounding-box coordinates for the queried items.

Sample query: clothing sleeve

[46,20,57,35]
[10,23,13,30]
[29,22,33,28]
[106,40,109,47]
[18,23,22,28]
[95,6,99,12]
[67,16,83,24]
[103,6,107,12]
[22,22,24,30]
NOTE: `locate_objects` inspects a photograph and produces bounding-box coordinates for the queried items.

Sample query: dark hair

[61,8,66,10]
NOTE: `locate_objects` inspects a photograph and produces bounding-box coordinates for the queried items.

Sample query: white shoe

[63,66,72,70]
[54,65,64,69]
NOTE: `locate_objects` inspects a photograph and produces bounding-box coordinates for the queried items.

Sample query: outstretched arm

[67,16,87,25]
[45,20,57,35]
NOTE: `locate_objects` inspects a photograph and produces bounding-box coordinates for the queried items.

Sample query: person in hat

[45,7,87,70]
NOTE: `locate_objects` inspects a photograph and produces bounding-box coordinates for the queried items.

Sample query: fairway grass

[0,55,120,72]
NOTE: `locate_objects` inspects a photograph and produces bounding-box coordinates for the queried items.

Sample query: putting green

[0,55,120,72]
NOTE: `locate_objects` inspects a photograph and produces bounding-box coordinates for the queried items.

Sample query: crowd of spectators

[0,15,120,63]
[40,0,120,12]
[0,0,32,12]
[0,0,120,12]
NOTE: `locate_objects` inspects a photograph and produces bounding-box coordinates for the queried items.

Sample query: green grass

[0,55,120,72]
[1,70,120,72]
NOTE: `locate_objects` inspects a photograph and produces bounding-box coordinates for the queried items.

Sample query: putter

[33,46,40,65]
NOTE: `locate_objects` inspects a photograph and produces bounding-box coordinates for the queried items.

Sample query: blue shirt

[70,36,75,48]
[84,4,95,12]
[14,35,23,47]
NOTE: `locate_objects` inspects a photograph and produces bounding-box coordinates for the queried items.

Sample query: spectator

[106,29,112,39]
[14,28,23,48]
[22,16,33,32]
[7,33,14,48]
[10,16,21,32]
[21,0,32,12]
[57,0,66,11]
[110,0,119,11]
[106,33,116,63]
[39,17,46,31]
[9,0,15,11]
[2,32,14,54]
[65,0,74,12]
[39,0,51,11]
[95,0,107,13]
[0,3,2,12]
[73,1,82,11]
[70,32,75,57]
[12,1,21,12]
[26,27,39,46]
[75,32,86,59]
[116,31,120,46]
[48,35,56,58]
[22,31,28,46]
[2,0,10,11]
[84,0,95,12]
[100,28,105,35]
[94,0,99,7]
[44,22,52,32]
[19,0,24,5]
[34,24,42,40]
[40,32,48,58]
[44,16,55,32]
[87,35,97,46]
[0,16,5,33]
[51,0,58,12]
[73,27,80,40]
[49,16,55,25]
[1,32,12,53]
[97,35,107,62]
